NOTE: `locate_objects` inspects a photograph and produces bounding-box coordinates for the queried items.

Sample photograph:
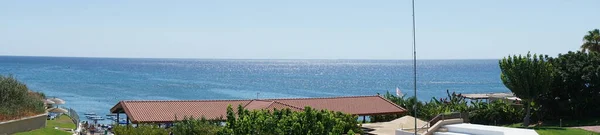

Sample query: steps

[436,127,448,132]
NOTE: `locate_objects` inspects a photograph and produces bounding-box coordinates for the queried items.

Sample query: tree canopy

[499,52,553,126]
[581,29,600,53]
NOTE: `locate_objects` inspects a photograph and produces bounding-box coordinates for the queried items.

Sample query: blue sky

[1,0,598,59]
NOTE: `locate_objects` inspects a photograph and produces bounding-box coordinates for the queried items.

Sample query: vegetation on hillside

[0,75,45,121]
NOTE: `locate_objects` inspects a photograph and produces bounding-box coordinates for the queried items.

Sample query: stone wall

[0,113,47,135]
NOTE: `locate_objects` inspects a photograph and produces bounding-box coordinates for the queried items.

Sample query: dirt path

[573,126,600,133]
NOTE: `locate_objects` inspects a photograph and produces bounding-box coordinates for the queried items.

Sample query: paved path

[573,126,600,133]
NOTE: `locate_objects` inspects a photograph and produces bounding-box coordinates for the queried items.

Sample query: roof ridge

[118,95,380,103]
[268,101,304,110]
[265,101,276,108]
[263,95,379,101]
[376,95,407,111]
[122,99,253,102]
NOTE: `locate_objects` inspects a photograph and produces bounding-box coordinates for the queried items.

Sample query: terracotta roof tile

[111,95,406,123]
[272,95,407,115]
[243,100,274,110]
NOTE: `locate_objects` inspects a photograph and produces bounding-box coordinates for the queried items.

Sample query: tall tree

[580,29,600,53]
[499,52,553,126]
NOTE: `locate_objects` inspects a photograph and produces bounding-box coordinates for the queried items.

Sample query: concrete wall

[0,113,47,135]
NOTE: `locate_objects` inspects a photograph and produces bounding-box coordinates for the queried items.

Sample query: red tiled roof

[272,95,407,115]
[110,95,406,123]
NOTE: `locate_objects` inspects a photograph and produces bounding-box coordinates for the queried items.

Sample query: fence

[63,107,80,130]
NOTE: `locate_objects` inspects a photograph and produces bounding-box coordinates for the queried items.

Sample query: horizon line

[0,55,503,61]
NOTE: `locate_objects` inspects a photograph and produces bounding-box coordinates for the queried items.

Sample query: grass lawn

[534,127,599,135]
[505,123,599,135]
[14,114,76,135]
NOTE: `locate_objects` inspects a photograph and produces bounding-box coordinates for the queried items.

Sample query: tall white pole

[411,0,418,134]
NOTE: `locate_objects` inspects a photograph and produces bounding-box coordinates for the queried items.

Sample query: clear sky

[1,0,598,59]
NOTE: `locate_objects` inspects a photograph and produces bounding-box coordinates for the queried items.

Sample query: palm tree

[580,29,600,53]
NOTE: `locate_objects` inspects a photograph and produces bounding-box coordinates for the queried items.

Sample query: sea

[0,56,509,123]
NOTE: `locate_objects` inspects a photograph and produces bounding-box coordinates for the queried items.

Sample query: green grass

[534,127,599,135]
[541,118,600,127]
[13,127,72,135]
[47,114,76,129]
[504,122,599,135]
[14,114,76,135]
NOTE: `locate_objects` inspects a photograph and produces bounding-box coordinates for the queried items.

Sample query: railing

[63,107,80,130]
[416,112,469,134]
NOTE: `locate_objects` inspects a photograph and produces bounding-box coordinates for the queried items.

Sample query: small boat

[89,116,104,120]
[106,114,117,116]
[84,112,96,115]
[118,119,127,124]
[106,116,114,119]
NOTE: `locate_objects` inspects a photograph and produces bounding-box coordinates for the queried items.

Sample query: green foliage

[13,127,72,135]
[172,116,222,135]
[580,29,600,53]
[536,51,600,119]
[0,75,45,121]
[377,90,523,125]
[113,124,170,135]
[219,105,362,135]
[347,129,355,135]
[469,100,523,125]
[499,52,553,126]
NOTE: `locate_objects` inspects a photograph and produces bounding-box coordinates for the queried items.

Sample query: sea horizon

[0,55,503,61]
[0,56,509,123]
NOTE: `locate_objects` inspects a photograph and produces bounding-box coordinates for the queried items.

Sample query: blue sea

[0,56,508,122]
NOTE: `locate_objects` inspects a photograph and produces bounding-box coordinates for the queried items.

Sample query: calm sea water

[0,56,508,122]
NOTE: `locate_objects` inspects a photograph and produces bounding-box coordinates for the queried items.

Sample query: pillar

[362,116,366,123]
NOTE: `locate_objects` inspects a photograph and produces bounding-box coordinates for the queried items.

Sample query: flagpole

[411,0,418,134]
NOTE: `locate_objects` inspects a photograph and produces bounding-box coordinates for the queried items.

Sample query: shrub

[0,75,45,121]
[113,124,169,135]
[219,105,362,135]
[172,116,222,135]
[378,90,523,125]
[469,100,523,125]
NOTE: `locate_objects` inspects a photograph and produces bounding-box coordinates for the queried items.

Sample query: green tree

[580,29,600,53]
[535,51,600,119]
[499,52,553,126]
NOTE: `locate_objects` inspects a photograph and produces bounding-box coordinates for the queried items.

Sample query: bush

[219,105,363,135]
[469,100,523,125]
[113,124,170,135]
[378,90,523,125]
[172,116,222,135]
[0,75,45,121]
